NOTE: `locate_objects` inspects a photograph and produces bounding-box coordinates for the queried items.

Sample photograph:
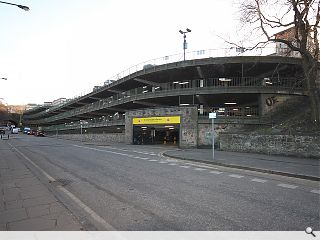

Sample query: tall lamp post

[179,28,191,61]
[0,1,30,11]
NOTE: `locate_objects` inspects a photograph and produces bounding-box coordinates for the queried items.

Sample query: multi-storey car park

[23,48,309,148]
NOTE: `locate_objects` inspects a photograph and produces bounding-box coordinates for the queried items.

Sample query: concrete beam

[255,64,288,79]
[89,97,102,100]
[107,89,123,94]
[196,66,204,79]
[74,102,88,106]
[132,100,165,107]
[105,107,128,112]
[133,78,160,87]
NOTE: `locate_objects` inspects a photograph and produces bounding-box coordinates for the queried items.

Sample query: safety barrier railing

[24,75,303,120]
[43,117,125,131]
[25,46,298,118]
[43,106,264,132]
[200,107,259,117]
[25,76,304,125]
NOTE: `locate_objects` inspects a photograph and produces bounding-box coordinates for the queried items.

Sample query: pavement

[163,148,320,181]
[0,139,83,231]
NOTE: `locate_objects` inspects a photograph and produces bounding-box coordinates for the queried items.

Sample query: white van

[11,128,19,134]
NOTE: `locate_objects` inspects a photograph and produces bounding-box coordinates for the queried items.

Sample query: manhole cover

[50,178,72,187]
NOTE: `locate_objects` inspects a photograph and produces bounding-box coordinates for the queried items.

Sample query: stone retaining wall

[50,133,125,144]
[220,134,320,158]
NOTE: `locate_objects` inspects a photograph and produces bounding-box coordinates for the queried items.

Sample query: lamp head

[18,5,30,11]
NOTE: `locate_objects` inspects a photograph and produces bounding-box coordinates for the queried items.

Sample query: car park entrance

[132,116,180,145]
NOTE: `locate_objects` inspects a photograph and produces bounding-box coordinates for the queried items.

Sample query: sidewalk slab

[0,142,83,230]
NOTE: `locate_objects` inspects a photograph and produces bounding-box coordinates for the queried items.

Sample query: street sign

[209,112,217,119]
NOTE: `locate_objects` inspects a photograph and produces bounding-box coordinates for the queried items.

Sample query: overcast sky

[0,0,242,105]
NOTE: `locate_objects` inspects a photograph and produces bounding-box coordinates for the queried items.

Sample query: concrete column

[125,116,133,144]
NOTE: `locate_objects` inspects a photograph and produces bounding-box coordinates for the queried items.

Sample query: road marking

[180,166,190,168]
[158,161,168,164]
[210,170,222,174]
[194,168,206,171]
[100,146,156,155]
[277,183,298,189]
[74,145,157,161]
[140,157,149,160]
[251,178,268,183]
[168,163,177,166]
[175,161,218,170]
[8,142,116,231]
[133,151,156,155]
[229,174,244,178]
[132,150,156,155]
[148,160,158,162]
[74,145,130,156]
[310,189,320,194]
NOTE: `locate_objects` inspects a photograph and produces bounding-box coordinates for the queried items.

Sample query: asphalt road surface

[1,134,319,231]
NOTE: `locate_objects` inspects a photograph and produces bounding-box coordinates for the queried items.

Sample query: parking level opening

[133,125,179,145]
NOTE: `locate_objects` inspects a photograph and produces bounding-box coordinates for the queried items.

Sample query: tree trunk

[303,58,320,126]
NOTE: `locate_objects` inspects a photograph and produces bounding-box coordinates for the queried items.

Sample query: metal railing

[43,106,265,132]
[25,46,290,118]
[43,116,125,132]
[25,76,304,125]
[200,107,259,117]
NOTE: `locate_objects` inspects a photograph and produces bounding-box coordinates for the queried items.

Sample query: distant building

[25,104,39,111]
[93,86,101,91]
[104,79,115,86]
[7,105,26,114]
[43,102,52,106]
[52,98,67,106]
[274,27,315,58]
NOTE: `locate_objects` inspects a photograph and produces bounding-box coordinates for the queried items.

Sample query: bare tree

[238,0,320,125]
[0,102,9,123]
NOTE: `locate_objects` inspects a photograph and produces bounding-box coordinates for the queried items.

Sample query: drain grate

[50,178,72,187]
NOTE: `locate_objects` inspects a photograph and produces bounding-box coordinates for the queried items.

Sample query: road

[1,134,319,231]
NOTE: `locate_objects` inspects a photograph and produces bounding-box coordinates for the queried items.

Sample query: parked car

[36,130,45,137]
[0,129,5,135]
[27,129,35,135]
[23,127,31,134]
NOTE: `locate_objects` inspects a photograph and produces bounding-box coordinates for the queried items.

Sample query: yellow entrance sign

[133,116,180,125]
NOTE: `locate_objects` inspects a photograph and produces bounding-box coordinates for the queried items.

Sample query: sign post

[209,112,217,160]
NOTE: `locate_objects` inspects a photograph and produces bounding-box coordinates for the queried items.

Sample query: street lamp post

[0,1,29,11]
[179,28,191,61]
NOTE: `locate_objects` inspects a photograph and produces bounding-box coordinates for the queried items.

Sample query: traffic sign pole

[212,118,214,160]
[209,112,217,160]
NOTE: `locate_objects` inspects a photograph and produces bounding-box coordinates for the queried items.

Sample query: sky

[0,0,242,105]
